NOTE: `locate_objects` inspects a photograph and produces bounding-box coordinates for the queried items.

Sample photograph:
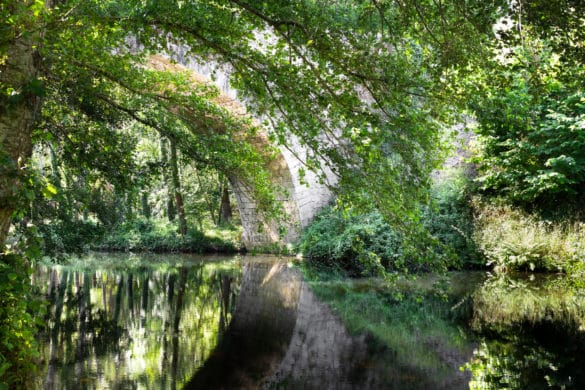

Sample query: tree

[468,0,585,205]
[160,137,176,221]
[169,137,187,236]
[0,0,45,244]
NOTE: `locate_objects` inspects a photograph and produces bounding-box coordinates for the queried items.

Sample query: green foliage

[298,171,480,276]
[0,0,511,387]
[511,0,585,68]
[473,80,585,203]
[0,253,43,388]
[297,206,403,276]
[245,242,295,256]
[94,218,238,254]
[37,220,105,254]
[468,3,585,205]
[472,199,585,273]
[424,169,481,268]
[17,0,505,243]
[4,0,510,276]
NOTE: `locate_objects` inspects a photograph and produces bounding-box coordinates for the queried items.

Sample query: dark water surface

[32,254,585,389]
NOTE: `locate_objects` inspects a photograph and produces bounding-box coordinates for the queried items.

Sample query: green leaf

[42,182,58,198]
[0,362,11,378]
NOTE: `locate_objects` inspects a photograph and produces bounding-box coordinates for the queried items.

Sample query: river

[32,253,585,389]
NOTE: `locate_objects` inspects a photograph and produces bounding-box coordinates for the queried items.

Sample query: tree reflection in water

[35,255,241,389]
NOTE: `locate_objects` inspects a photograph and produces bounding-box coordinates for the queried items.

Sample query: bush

[298,169,480,275]
[38,220,105,254]
[0,253,43,388]
[471,44,585,205]
[297,206,457,276]
[424,169,482,268]
[297,207,403,276]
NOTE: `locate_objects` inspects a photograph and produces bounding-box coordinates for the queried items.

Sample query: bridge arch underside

[229,156,301,249]
[147,55,332,249]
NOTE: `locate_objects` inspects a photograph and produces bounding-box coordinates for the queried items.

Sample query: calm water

[32,254,585,389]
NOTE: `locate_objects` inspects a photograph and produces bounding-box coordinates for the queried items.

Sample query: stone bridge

[149,52,334,249]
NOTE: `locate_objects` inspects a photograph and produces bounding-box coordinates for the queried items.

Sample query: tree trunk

[218,177,233,226]
[0,35,41,246]
[196,172,217,226]
[160,138,176,221]
[170,138,187,236]
[125,192,134,222]
[141,191,151,219]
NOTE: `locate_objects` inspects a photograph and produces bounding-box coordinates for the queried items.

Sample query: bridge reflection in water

[35,254,468,389]
[187,259,385,389]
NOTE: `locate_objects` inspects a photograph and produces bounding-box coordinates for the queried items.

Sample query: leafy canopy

[13,0,506,227]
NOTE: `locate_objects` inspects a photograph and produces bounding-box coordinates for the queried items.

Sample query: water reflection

[35,255,477,389]
[466,273,585,389]
[35,254,585,389]
[35,254,241,389]
[186,260,471,389]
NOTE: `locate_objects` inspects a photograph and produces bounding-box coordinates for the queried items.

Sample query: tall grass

[472,199,585,274]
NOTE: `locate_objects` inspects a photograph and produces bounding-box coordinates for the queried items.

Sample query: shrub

[297,206,458,275]
[0,253,43,388]
[471,44,585,205]
[424,168,481,268]
[297,207,403,276]
[38,220,105,254]
[298,169,481,275]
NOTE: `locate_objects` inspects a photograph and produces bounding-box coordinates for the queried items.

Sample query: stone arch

[146,55,333,249]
